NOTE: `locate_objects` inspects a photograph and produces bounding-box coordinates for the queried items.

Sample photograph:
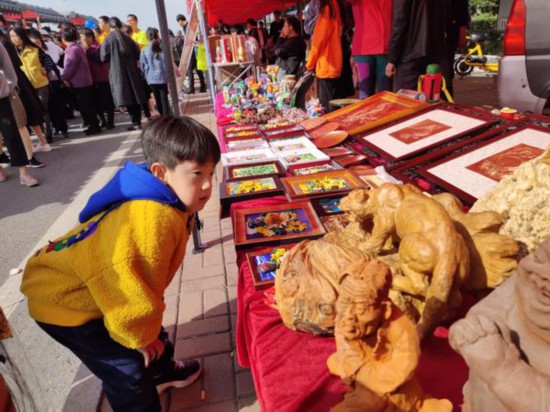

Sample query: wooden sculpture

[327,260,452,412]
[471,147,550,252]
[275,238,372,335]
[449,239,550,412]
[339,184,470,339]
[434,193,520,290]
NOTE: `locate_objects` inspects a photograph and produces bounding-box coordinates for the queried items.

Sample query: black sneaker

[153,359,203,394]
[127,124,142,131]
[27,156,45,168]
[85,127,102,136]
[0,152,10,166]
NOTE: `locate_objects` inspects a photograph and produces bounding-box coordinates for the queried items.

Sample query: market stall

[213,63,550,410]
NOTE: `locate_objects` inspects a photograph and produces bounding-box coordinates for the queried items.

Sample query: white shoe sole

[156,365,203,394]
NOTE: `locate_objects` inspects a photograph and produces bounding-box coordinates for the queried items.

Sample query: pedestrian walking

[141,28,170,116]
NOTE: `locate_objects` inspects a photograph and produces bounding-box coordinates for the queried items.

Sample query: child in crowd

[21,116,221,411]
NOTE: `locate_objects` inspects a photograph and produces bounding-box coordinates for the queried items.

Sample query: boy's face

[162,160,216,214]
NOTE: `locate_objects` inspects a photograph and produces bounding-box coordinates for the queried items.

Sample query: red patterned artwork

[390,119,452,144]
[337,101,404,131]
[466,143,544,181]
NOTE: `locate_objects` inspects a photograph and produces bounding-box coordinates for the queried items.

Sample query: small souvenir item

[278,149,330,169]
[224,161,284,181]
[322,147,354,158]
[227,138,270,152]
[246,245,295,288]
[220,177,285,214]
[224,124,258,133]
[269,137,316,152]
[314,130,349,149]
[263,125,304,138]
[281,170,366,200]
[311,195,346,215]
[233,201,326,248]
[221,148,277,167]
[309,122,340,139]
[320,214,351,232]
[335,154,368,168]
[299,116,327,131]
[290,161,342,176]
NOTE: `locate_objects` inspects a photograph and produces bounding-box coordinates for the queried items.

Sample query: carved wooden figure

[328,259,452,412]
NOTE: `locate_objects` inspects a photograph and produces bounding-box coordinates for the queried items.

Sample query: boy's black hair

[141,116,221,169]
[285,16,301,35]
[176,14,186,22]
[127,14,138,21]
[62,27,78,42]
[98,15,109,23]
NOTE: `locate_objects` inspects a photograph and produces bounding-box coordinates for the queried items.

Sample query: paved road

[0,114,146,412]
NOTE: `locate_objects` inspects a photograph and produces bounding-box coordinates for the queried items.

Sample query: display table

[232,196,472,412]
[214,61,256,91]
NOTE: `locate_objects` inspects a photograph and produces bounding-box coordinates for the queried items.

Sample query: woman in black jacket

[274,16,306,77]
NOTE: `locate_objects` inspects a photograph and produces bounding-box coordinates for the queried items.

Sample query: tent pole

[196,0,217,111]
[155,0,181,117]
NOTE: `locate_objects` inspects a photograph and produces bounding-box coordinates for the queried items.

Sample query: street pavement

[0,75,501,411]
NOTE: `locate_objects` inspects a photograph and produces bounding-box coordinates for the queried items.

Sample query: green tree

[469,0,501,55]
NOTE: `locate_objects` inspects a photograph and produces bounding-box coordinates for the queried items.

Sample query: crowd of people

[0,12,207,187]
[0,0,470,187]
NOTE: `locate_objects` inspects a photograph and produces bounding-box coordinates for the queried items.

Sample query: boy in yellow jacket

[21,116,221,411]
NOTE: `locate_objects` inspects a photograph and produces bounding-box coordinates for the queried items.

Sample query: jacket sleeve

[62,47,77,82]
[83,204,189,349]
[140,50,148,78]
[306,7,333,71]
[387,0,412,64]
[274,38,289,58]
[100,39,110,63]
[0,43,17,91]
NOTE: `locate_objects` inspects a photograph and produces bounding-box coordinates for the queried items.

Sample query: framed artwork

[259,121,294,131]
[227,138,270,152]
[289,161,343,176]
[349,165,376,186]
[245,245,296,288]
[269,136,316,153]
[281,170,365,200]
[278,149,330,169]
[323,91,428,136]
[262,125,304,137]
[233,201,326,248]
[224,124,258,133]
[419,125,550,203]
[221,148,277,167]
[310,195,345,215]
[224,130,262,140]
[359,106,494,161]
[224,161,285,181]
[220,177,284,203]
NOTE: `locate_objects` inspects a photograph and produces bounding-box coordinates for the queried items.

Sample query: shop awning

[204,0,297,25]
[70,16,86,26]
[21,9,39,19]
[1,12,21,20]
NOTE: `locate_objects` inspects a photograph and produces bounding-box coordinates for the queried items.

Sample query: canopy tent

[203,0,298,25]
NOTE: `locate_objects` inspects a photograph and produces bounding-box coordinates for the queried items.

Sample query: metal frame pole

[155,0,181,117]
[196,0,217,111]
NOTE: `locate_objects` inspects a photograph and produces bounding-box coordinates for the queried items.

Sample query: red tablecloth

[215,93,233,153]
[233,197,471,412]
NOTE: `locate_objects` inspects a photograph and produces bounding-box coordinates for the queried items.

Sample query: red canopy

[2,12,22,21]
[70,16,86,26]
[21,9,40,20]
[204,0,297,26]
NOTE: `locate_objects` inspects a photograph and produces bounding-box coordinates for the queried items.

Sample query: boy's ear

[150,162,168,183]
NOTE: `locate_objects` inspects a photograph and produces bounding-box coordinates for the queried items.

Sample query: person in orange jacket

[305,0,343,111]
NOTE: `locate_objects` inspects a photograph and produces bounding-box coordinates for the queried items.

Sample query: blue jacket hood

[79,162,185,223]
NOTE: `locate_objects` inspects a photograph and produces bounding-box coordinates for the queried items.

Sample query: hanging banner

[178,0,200,90]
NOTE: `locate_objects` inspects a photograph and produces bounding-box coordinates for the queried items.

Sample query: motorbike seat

[470,33,488,42]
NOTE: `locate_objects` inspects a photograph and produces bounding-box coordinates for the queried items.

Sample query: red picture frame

[417,124,550,204]
[288,160,344,176]
[357,105,496,162]
[245,244,297,289]
[233,201,326,249]
[322,91,428,136]
[281,170,366,201]
[223,161,286,182]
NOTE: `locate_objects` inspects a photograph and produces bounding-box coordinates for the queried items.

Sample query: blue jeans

[37,319,173,412]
